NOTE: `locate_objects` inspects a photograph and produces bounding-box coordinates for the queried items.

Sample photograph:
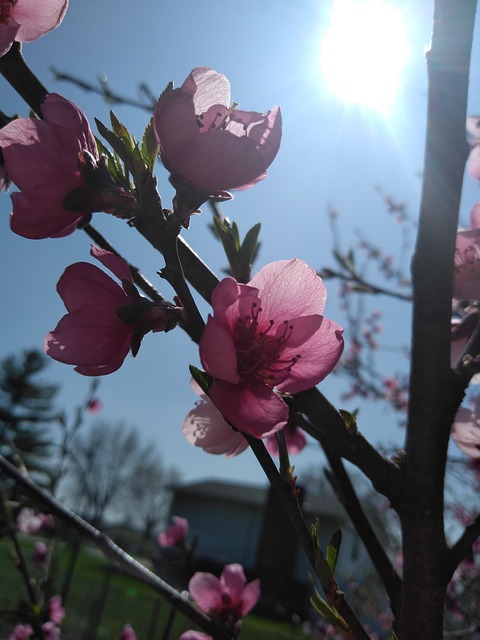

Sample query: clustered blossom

[453,204,480,301]
[451,396,480,459]
[0,93,136,239]
[157,515,188,548]
[16,508,53,534]
[0,0,68,57]
[119,625,137,640]
[153,67,282,226]
[45,246,180,375]
[185,563,259,637]
[198,259,344,438]
[8,596,64,640]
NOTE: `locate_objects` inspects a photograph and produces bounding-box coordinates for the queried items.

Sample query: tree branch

[0,455,232,640]
[399,2,477,638]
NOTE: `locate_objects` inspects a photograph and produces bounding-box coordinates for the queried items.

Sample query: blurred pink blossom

[8,624,33,640]
[86,397,102,413]
[32,541,49,565]
[153,67,282,226]
[0,94,135,238]
[452,397,480,458]
[467,117,480,179]
[453,204,480,301]
[45,246,179,376]
[179,633,212,640]
[158,516,188,548]
[120,624,137,640]
[17,508,53,534]
[0,0,68,57]
[41,622,60,640]
[48,596,65,625]
[189,563,260,628]
[183,380,248,456]
[199,259,344,438]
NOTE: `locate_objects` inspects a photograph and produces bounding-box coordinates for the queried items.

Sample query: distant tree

[0,349,59,486]
[64,421,176,529]
[127,461,181,539]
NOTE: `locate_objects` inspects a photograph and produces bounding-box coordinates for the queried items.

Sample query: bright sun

[320,0,409,112]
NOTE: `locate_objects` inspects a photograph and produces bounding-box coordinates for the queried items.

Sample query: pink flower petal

[454,229,480,300]
[183,398,248,456]
[200,317,239,384]
[0,21,20,57]
[11,0,69,43]
[188,573,222,613]
[220,563,248,603]
[56,262,127,312]
[452,406,480,458]
[209,381,288,438]
[249,259,327,319]
[239,579,261,615]
[90,245,133,283]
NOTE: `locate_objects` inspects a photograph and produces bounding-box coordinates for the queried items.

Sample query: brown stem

[0,43,47,115]
[245,435,371,640]
[322,449,402,621]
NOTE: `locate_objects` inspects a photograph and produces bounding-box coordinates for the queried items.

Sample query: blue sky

[1,0,478,486]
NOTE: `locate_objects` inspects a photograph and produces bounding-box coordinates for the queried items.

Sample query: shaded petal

[250,259,327,320]
[45,306,131,369]
[12,0,69,43]
[240,579,261,615]
[220,564,247,603]
[209,381,287,438]
[266,427,307,456]
[454,229,480,300]
[40,93,97,158]
[188,573,222,613]
[0,21,20,57]
[452,407,480,459]
[183,399,248,457]
[56,262,127,312]
[470,203,480,229]
[170,130,271,192]
[200,316,239,384]
[10,192,83,239]
[90,245,133,283]
[154,90,199,164]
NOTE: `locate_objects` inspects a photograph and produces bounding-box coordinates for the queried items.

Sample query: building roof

[172,479,347,519]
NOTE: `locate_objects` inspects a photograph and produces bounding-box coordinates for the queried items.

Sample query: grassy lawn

[0,537,305,640]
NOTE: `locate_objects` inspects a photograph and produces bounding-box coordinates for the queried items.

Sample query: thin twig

[0,455,232,640]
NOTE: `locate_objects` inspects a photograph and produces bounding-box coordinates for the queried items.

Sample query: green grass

[0,537,304,640]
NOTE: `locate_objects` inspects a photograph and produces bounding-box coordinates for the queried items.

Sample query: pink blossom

[8,625,33,640]
[41,622,60,640]
[199,260,344,438]
[153,67,282,225]
[32,541,49,565]
[0,93,135,239]
[48,596,65,625]
[16,507,53,534]
[453,205,480,301]
[451,311,479,374]
[183,380,248,457]
[467,117,480,179]
[189,563,260,627]
[45,246,179,376]
[265,425,307,456]
[86,397,102,413]
[179,633,212,640]
[0,0,68,57]
[158,516,188,548]
[452,397,480,458]
[120,625,137,640]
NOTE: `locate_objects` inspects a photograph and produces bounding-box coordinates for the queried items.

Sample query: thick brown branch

[399,2,477,638]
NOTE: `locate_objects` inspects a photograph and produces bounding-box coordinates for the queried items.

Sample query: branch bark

[399,2,477,638]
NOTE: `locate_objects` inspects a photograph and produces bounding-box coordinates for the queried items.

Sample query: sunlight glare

[320,0,409,112]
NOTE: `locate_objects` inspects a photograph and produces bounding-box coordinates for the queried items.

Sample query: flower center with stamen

[233,302,301,387]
